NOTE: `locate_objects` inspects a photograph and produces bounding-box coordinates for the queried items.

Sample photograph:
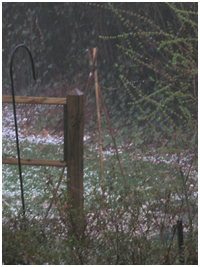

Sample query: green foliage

[2,3,197,265]
[100,3,197,139]
[2,125,198,264]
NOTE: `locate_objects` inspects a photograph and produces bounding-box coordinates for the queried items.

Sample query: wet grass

[2,132,197,220]
[2,112,198,264]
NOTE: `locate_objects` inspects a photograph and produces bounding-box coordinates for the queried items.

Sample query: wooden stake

[93,48,105,218]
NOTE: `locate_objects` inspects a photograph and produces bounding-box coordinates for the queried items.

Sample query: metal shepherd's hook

[10,44,37,215]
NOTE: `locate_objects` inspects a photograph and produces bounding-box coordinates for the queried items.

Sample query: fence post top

[67,88,83,96]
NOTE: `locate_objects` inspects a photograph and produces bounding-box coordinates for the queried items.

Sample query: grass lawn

[2,130,197,218]
[2,104,198,264]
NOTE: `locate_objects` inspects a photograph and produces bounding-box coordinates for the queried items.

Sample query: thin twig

[44,167,65,219]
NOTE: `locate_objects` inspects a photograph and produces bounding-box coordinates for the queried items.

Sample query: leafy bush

[2,168,198,264]
[98,3,197,125]
[2,3,197,265]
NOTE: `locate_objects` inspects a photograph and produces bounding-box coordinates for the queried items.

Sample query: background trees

[2,3,197,130]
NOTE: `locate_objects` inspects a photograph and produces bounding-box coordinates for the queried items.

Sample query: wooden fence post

[66,88,84,217]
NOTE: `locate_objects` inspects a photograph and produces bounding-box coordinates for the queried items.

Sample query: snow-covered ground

[2,104,198,183]
[2,104,90,144]
[2,104,198,217]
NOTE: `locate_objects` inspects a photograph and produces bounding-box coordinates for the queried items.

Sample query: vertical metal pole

[177,220,184,264]
[9,44,37,215]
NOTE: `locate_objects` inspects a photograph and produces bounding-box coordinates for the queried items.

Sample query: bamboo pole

[93,48,105,218]
[98,87,133,207]
[84,49,98,102]
[85,49,133,208]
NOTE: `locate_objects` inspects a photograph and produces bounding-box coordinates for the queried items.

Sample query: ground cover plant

[2,2,197,265]
[2,101,197,264]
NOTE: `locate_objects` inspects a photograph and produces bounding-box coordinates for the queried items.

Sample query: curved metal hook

[10,44,37,81]
[10,44,37,216]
